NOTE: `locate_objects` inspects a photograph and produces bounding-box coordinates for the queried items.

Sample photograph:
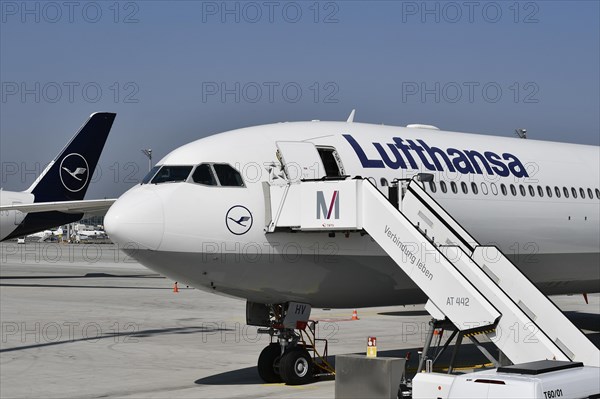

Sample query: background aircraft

[0,113,117,241]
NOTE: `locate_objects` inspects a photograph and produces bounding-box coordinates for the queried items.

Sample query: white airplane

[26,229,56,241]
[77,229,106,238]
[0,113,117,241]
[104,113,600,384]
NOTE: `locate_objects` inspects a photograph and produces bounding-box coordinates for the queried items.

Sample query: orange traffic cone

[351,309,359,320]
[173,282,179,293]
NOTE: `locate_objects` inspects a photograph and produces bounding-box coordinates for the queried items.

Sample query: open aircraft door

[276,141,326,182]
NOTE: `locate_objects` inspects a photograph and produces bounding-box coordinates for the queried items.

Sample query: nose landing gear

[253,303,334,385]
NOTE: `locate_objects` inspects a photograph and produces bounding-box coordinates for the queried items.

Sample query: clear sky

[1,1,599,198]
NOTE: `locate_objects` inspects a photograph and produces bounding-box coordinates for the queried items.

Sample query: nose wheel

[257,344,315,385]
[279,347,314,385]
[257,343,283,383]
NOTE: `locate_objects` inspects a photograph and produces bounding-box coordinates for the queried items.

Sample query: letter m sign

[316,190,339,219]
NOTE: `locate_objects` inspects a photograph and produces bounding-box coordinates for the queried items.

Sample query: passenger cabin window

[380,178,389,187]
[429,181,437,193]
[461,182,468,194]
[440,181,447,193]
[579,188,585,199]
[491,183,498,195]
[151,165,193,184]
[546,186,552,197]
[587,188,593,199]
[501,184,507,196]
[555,187,561,198]
[596,188,600,199]
[481,182,488,195]
[529,185,535,197]
[142,166,161,184]
[192,164,217,186]
[213,164,244,187]
[451,181,458,194]
[471,182,478,195]
[317,147,343,177]
[510,184,516,196]
[563,187,569,198]
[519,185,526,196]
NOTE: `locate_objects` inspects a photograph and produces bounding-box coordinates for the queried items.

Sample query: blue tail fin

[28,112,116,202]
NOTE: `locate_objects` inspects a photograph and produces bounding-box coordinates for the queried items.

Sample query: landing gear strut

[253,303,334,385]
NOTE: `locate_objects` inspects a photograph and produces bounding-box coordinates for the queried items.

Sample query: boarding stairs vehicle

[267,176,598,367]
[263,143,599,394]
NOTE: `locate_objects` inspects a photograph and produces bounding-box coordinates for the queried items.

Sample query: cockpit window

[151,165,193,184]
[192,164,217,186]
[213,164,244,187]
[141,166,161,184]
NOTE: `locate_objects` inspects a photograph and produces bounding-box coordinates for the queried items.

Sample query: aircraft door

[276,141,326,182]
[316,147,345,178]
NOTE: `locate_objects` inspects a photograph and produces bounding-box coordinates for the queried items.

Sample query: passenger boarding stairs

[265,177,600,367]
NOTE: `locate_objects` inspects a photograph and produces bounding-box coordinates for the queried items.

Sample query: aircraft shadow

[563,311,600,333]
[378,310,429,317]
[194,340,490,387]
[195,328,600,386]
[0,273,161,279]
[195,367,265,386]
[0,283,175,289]
[0,325,233,353]
[0,273,169,289]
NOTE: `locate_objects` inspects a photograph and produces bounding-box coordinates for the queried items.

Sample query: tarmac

[1,242,599,399]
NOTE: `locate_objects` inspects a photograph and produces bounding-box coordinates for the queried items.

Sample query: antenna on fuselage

[515,128,527,139]
[346,109,356,123]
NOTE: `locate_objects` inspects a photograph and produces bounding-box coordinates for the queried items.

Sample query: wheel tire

[257,344,283,383]
[279,347,314,385]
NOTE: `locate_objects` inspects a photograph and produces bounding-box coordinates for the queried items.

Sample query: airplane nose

[104,188,164,250]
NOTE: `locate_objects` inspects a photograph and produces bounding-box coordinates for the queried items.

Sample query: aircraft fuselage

[105,122,600,308]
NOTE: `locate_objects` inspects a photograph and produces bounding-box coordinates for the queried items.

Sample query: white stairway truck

[266,176,600,399]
